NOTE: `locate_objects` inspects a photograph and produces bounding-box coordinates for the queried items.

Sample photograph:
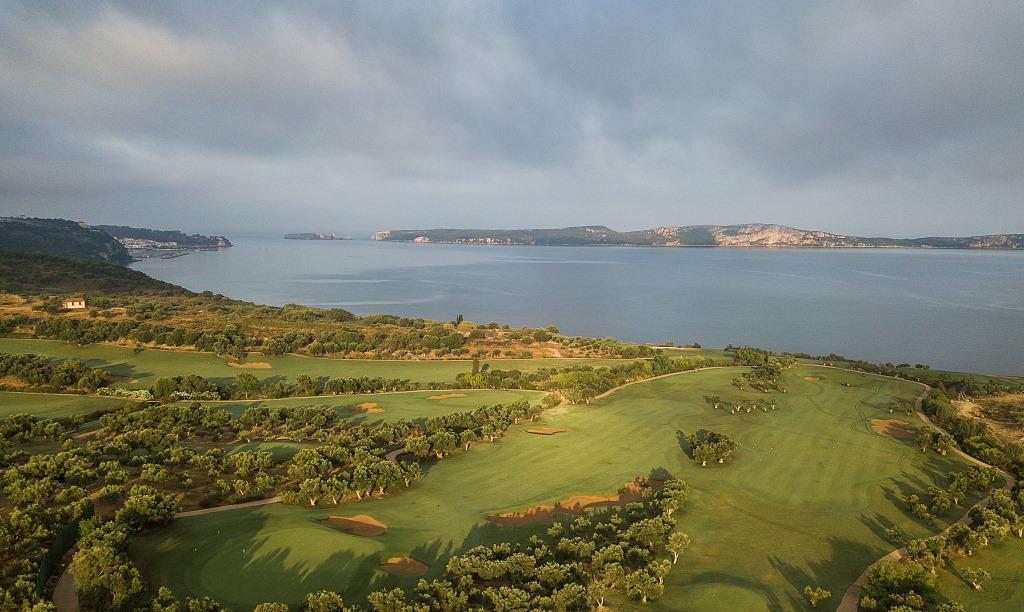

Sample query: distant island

[96,224,231,259]
[372,224,1024,249]
[284,232,351,240]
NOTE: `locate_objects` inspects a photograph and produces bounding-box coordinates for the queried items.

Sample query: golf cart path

[835,381,1018,612]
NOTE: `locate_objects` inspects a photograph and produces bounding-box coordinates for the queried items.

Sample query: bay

[132,234,1024,375]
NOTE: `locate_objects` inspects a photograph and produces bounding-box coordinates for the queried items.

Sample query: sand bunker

[350,402,385,414]
[323,514,387,536]
[228,361,272,369]
[489,479,657,526]
[803,376,822,382]
[526,427,567,435]
[426,393,467,400]
[871,419,916,439]
[380,556,429,575]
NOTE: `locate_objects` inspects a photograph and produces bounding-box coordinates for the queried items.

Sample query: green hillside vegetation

[0,217,132,264]
[0,250,189,296]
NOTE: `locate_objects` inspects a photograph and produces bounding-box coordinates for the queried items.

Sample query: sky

[1,1,1022,237]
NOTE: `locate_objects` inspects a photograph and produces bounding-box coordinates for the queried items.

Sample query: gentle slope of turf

[0,338,633,388]
[0,391,128,418]
[934,537,1024,611]
[190,389,546,421]
[131,366,976,610]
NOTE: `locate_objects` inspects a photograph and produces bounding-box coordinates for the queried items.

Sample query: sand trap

[489,479,657,525]
[350,402,385,414]
[426,393,467,400]
[526,427,567,435]
[380,556,429,575]
[323,514,387,536]
[804,376,822,382]
[871,419,916,439]
[228,362,272,369]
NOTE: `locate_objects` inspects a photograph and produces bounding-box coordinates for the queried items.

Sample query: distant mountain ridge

[0,217,133,264]
[372,224,1024,249]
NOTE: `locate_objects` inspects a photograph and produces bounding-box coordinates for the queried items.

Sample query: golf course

[129,365,982,610]
[0,391,128,419]
[188,388,546,421]
[0,337,637,388]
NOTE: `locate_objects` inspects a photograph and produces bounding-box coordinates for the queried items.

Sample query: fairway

[0,338,633,388]
[0,391,128,418]
[187,388,546,421]
[132,366,976,610]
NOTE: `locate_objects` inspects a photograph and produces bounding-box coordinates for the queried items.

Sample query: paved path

[836,383,1018,612]
[52,567,79,612]
[174,496,281,518]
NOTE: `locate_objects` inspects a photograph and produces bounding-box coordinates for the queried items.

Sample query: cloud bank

[1,1,1021,235]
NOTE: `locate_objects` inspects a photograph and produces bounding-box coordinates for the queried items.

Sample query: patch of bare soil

[323,514,387,536]
[871,418,916,439]
[955,395,1024,443]
[350,402,385,414]
[227,361,272,369]
[426,393,467,400]
[489,478,659,526]
[804,376,822,382]
[526,427,567,435]
[0,376,27,388]
[380,556,429,575]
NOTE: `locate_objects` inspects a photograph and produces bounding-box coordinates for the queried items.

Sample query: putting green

[132,366,975,610]
[190,389,546,421]
[0,391,128,419]
[0,338,632,389]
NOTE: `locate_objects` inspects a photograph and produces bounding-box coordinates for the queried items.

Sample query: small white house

[61,297,86,310]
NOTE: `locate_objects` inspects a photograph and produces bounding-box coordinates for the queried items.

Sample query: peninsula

[372,223,1024,249]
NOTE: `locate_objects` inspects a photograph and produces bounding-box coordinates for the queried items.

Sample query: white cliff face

[711,224,858,247]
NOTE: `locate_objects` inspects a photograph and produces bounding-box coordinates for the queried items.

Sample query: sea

[132,234,1024,376]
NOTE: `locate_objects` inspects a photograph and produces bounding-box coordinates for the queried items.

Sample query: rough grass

[0,338,632,388]
[934,537,1024,611]
[131,366,976,610]
[0,391,127,418]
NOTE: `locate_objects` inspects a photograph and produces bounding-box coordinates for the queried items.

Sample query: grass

[0,391,128,419]
[131,365,978,610]
[0,338,633,389]
[187,389,546,421]
[934,536,1024,611]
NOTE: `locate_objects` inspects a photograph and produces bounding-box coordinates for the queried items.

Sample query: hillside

[373,223,1024,249]
[0,250,191,296]
[0,216,133,263]
[95,224,231,248]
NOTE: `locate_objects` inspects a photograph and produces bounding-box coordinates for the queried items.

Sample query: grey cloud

[0,0,1021,235]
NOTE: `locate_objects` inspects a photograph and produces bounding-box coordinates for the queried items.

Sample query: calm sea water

[132,234,1024,375]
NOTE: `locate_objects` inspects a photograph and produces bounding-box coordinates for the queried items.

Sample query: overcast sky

[1,1,1022,237]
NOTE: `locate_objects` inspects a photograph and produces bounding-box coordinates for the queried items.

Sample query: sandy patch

[380,556,429,575]
[526,427,567,435]
[323,514,387,536]
[803,376,822,382]
[350,402,385,414]
[426,393,467,400]
[871,418,916,439]
[489,479,657,526]
[227,361,272,369]
[0,376,27,388]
